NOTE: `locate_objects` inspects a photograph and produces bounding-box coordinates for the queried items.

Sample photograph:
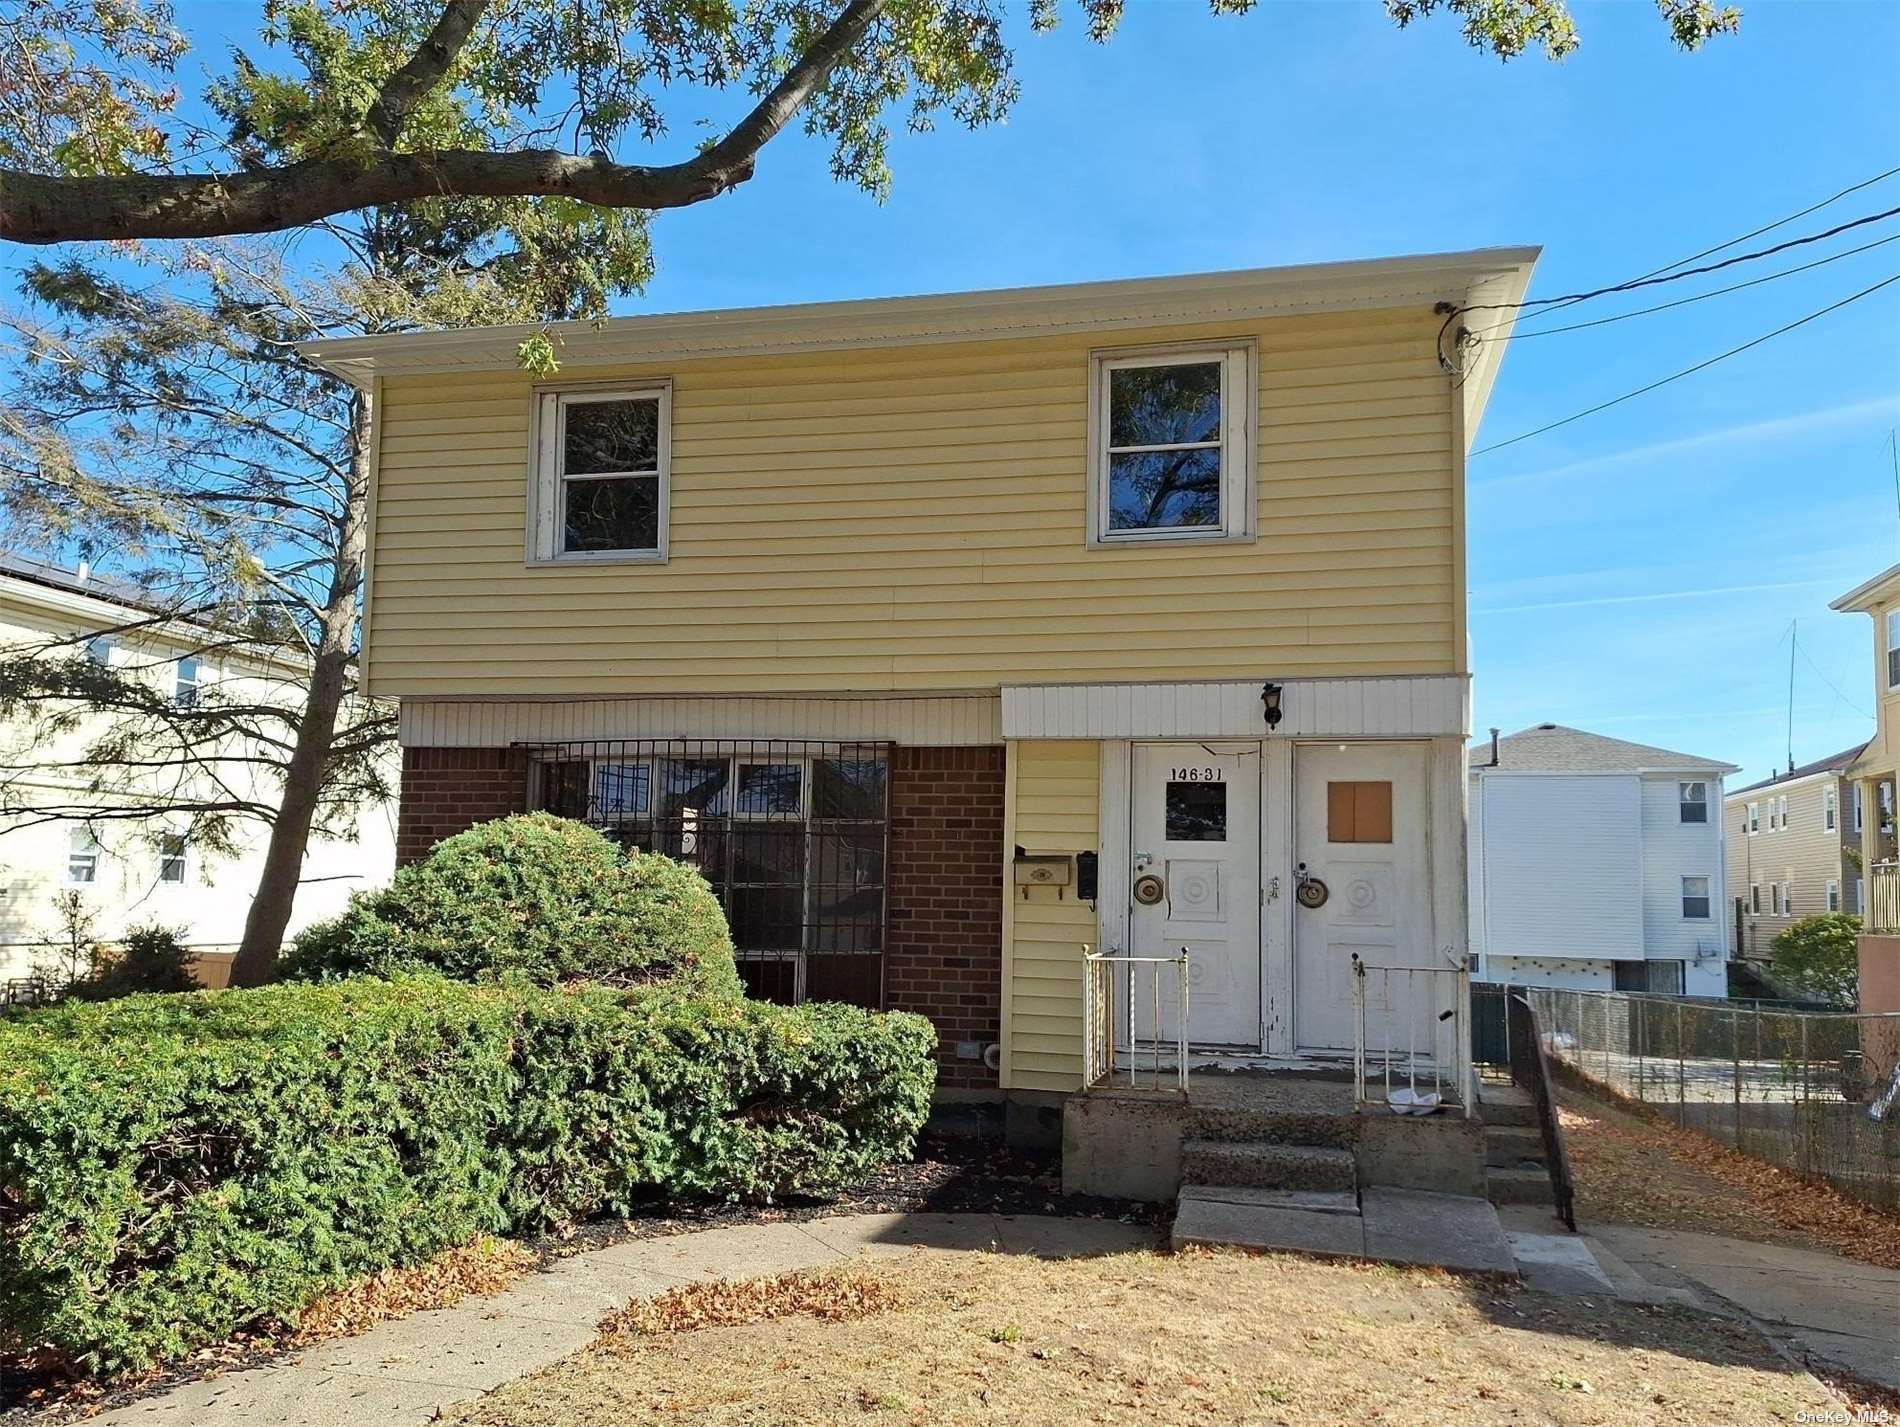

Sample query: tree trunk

[228,392,372,986]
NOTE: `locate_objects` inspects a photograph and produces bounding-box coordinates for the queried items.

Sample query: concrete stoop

[1173,1185,1517,1276]
[1181,1139,1358,1193]
[1478,1084,1556,1209]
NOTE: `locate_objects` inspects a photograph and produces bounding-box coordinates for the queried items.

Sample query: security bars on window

[524,739,891,1008]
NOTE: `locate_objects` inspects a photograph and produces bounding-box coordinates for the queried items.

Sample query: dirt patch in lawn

[1558,1085,1900,1271]
[443,1248,1835,1427]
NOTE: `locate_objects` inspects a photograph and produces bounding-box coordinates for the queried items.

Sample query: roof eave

[298,246,1541,429]
[1830,561,1900,612]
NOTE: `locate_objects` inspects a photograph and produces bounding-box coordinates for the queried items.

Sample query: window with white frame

[67,828,101,885]
[1089,345,1253,545]
[1855,783,1864,832]
[174,655,201,707]
[1678,781,1707,823]
[1827,878,1841,912]
[85,635,114,666]
[158,833,187,884]
[1681,875,1711,919]
[1749,883,1760,913]
[530,386,670,562]
[1771,882,1783,915]
[1778,794,1788,828]
[1746,801,1759,835]
[1888,608,1900,689]
[1825,785,1838,831]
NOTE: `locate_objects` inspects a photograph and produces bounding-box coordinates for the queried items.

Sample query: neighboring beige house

[1723,744,1870,961]
[300,247,1538,1114]
[0,555,397,987]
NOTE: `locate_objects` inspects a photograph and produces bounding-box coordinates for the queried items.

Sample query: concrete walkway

[1501,1209,1900,1391]
[89,1214,1157,1427]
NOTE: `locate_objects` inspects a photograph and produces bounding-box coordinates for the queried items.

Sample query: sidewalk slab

[298,1308,593,1391]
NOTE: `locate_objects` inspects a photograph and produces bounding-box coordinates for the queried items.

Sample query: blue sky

[20,2,1900,787]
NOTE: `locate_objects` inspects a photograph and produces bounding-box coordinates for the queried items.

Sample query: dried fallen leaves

[1559,1089,1900,1270]
[598,1268,905,1343]
[289,1235,537,1343]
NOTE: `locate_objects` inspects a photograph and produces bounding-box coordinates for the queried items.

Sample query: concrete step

[1174,1185,1516,1276]
[1486,1164,1555,1206]
[1181,1138,1357,1193]
[1485,1124,1548,1168]
[1186,1106,1356,1149]
[1178,1184,1360,1215]
[1477,1084,1537,1128]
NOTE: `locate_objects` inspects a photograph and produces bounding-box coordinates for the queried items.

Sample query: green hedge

[283,814,741,996]
[0,978,933,1374]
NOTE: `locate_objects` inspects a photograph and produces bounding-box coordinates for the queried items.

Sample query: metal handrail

[1082,945,1190,1095]
[1351,955,1472,1117]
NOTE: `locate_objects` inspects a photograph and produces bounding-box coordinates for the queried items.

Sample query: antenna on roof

[1786,620,1797,776]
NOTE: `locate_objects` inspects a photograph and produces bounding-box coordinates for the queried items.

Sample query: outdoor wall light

[1261,682,1284,730]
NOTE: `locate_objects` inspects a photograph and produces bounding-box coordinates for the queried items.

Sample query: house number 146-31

[1170,767,1223,782]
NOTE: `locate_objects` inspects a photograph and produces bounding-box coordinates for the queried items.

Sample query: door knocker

[1132,873,1166,906]
[1294,862,1329,909]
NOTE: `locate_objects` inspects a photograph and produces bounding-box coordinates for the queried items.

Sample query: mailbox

[1012,853,1073,897]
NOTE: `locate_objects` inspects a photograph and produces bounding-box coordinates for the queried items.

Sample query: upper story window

[67,828,101,885]
[174,656,201,707]
[159,834,187,884]
[1678,781,1707,823]
[1778,794,1788,828]
[1680,875,1711,919]
[1827,879,1841,912]
[530,385,671,564]
[85,635,114,667]
[1746,801,1759,835]
[1824,785,1838,831]
[1888,609,1900,689]
[1088,345,1254,546]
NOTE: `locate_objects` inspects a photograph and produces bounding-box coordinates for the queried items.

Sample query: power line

[1535,165,1900,320]
[1471,271,1900,457]
[1498,231,1900,341]
[1467,202,1900,318]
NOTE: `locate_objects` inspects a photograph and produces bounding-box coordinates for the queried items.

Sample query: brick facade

[885,745,1006,1090]
[396,746,530,865]
[395,740,1007,1092]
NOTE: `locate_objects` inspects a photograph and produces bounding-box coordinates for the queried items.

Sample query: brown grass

[443,1248,1835,1427]
[1558,1087,1900,1271]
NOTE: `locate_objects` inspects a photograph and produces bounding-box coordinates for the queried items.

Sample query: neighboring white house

[1469,723,1737,998]
[0,555,396,986]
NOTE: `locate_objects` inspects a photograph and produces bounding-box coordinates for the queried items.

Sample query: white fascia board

[299,247,1539,395]
[1,575,312,680]
[1831,561,1900,612]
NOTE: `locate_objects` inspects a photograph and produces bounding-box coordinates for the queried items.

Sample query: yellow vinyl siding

[1001,740,1100,1092]
[366,308,1458,696]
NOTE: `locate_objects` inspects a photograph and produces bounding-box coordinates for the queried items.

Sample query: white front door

[1292,742,1433,1055]
[1129,743,1261,1048]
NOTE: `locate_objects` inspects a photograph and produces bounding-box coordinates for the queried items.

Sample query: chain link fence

[1521,987,1900,1213]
